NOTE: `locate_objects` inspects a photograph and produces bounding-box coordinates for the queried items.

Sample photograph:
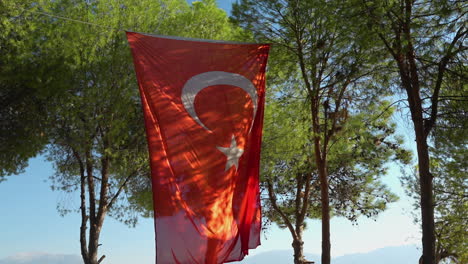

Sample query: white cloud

[0,252,81,264]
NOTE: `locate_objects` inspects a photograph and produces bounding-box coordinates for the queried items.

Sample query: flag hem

[127,31,271,45]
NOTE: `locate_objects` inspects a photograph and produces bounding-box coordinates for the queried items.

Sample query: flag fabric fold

[126,32,270,264]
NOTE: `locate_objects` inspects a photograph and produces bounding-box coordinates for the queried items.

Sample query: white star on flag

[217,135,244,172]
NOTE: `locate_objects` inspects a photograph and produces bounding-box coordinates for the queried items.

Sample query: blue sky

[0,1,422,263]
[0,154,421,263]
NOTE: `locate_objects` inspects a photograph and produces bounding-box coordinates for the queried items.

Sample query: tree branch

[107,171,138,210]
[299,171,313,224]
[425,26,467,136]
[73,149,89,261]
[266,178,298,241]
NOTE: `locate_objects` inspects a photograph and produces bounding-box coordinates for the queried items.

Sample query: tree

[15,1,250,263]
[232,0,410,263]
[0,1,69,180]
[261,87,408,264]
[430,59,467,264]
[41,1,155,263]
[359,1,467,263]
[431,132,467,264]
[403,72,467,263]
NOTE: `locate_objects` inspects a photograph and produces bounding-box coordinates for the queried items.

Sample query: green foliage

[233,0,411,233]
[357,1,467,262]
[403,83,468,263]
[1,0,247,217]
[40,0,156,225]
[0,0,250,261]
[33,0,247,222]
[261,91,409,227]
[163,0,248,41]
[3,0,464,262]
[0,0,71,179]
[432,146,468,263]
[358,0,467,116]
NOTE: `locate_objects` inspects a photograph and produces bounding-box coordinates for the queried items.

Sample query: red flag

[126,32,270,264]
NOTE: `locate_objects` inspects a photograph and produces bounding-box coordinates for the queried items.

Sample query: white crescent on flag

[181,71,258,132]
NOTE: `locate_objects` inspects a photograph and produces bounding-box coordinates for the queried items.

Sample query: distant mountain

[0,252,81,264]
[333,245,420,264]
[238,250,319,264]
[237,245,420,264]
[1,245,420,264]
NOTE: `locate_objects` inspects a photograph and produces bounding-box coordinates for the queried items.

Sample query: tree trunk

[317,159,331,264]
[292,236,305,264]
[308,87,331,264]
[396,44,436,263]
[398,1,437,261]
[87,217,104,264]
[267,178,307,264]
[73,150,90,264]
[411,104,436,264]
[79,151,110,264]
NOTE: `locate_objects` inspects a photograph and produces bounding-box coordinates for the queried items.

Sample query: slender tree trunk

[88,213,107,264]
[403,2,436,259]
[317,157,330,264]
[398,79,436,264]
[396,34,436,262]
[292,233,305,264]
[85,149,99,264]
[389,53,437,264]
[295,12,333,262]
[267,177,309,264]
[410,99,435,264]
[76,151,90,264]
[310,90,331,264]
[395,1,436,262]
[78,149,110,264]
[292,174,306,264]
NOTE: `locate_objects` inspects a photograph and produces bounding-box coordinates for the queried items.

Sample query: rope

[21,6,264,45]
[21,0,169,34]
[22,9,128,32]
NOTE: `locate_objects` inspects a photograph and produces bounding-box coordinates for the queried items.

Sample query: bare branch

[266,178,298,241]
[108,171,138,210]
[425,26,467,136]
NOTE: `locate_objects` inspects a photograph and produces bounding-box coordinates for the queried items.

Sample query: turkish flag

[126,32,270,264]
